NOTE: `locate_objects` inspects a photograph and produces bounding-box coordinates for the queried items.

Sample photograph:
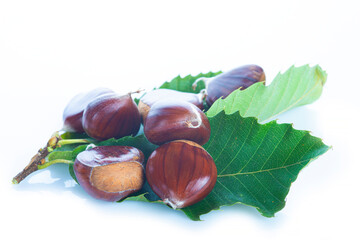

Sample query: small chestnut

[146,140,217,209]
[143,100,211,146]
[138,89,205,121]
[62,88,114,133]
[74,145,145,201]
[194,64,266,106]
[82,93,141,140]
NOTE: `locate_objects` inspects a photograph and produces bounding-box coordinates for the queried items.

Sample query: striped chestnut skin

[74,146,145,201]
[138,89,204,121]
[144,100,211,146]
[146,140,217,209]
[62,88,114,133]
[82,93,141,140]
[206,64,265,106]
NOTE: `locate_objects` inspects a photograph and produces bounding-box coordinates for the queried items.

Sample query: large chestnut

[74,145,145,201]
[146,140,217,209]
[82,93,141,140]
[144,100,210,145]
[62,88,114,133]
[138,89,205,121]
[194,64,265,106]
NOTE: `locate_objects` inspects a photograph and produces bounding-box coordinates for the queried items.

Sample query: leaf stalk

[38,159,74,170]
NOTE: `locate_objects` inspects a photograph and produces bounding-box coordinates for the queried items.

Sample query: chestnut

[82,93,141,140]
[146,140,217,209]
[138,89,205,121]
[194,64,265,106]
[143,100,210,146]
[74,145,145,201]
[62,88,114,133]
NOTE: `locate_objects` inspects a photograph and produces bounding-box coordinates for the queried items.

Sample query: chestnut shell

[82,93,141,140]
[206,64,265,106]
[74,146,145,201]
[144,100,210,145]
[62,88,114,133]
[138,89,204,121]
[146,140,217,209]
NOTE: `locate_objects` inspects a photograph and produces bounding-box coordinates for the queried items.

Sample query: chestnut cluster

[66,64,265,208]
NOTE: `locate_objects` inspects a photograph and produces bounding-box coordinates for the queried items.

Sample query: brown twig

[12,134,61,184]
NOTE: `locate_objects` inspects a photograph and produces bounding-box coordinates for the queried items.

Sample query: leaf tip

[314,65,328,85]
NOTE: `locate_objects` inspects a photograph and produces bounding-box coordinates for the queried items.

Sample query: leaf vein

[237,122,274,174]
[280,132,307,167]
[261,79,322,123]
[253,174,283,203]
[231,175,267,212]
[213,118,239,164]
[218,119,255,174]
[242,84,260,116]
[259,124,292,170]
[269,68,293,118]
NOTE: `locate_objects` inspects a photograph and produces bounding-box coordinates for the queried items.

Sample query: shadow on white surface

[11,163,288,225]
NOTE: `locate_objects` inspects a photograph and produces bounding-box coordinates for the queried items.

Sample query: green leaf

[180,111,330,220]
[47,145,82,161]
[159,71,222,93]
[68,165,78,183]
[120,193,149,202]
[47,151,74,161]
[97,135,157,160]
[60,131,89,140]
[207,65,327,122]
[71,145,89,160]
[119,193,162,203]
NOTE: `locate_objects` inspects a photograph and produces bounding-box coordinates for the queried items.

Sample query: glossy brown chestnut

[82,93,141,140]
[138,89,205,121]
[62,88,114,133]
[202,64,265,106]
[144,100,210,145]
[74,145,145,201]
[146,140,217,209]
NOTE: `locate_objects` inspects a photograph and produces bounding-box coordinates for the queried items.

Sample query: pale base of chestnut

[163,198,185,210]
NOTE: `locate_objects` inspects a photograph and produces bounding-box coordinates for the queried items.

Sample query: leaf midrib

[217,158,309,178]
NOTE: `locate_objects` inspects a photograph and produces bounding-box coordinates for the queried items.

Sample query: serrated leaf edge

[186,111,331,220]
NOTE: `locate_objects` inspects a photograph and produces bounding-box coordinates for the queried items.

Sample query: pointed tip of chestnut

[144,100,211,146]
[82,93,141,140]
[74,146,145,202]
[163,198,185,210]
[62,88,114,133]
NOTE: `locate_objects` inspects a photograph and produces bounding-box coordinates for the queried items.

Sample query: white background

[1,0,359,239]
